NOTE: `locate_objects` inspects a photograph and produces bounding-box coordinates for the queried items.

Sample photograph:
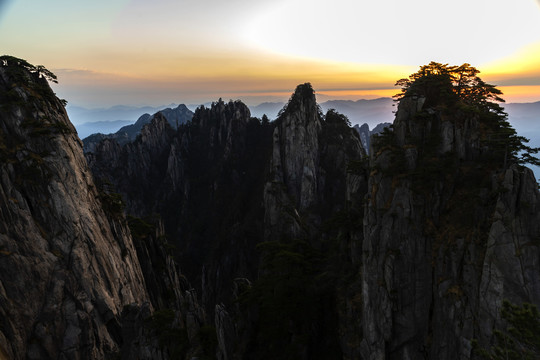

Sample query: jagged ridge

[3,56,540,360]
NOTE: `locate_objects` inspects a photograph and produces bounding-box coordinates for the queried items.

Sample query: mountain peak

[289,82,317,109]
[278,82,320,120]
[292,82,316,101]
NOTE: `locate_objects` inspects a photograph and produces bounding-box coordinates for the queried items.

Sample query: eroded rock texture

[360,95,540,359]
[0,61,150,359]
[87,84,369,359]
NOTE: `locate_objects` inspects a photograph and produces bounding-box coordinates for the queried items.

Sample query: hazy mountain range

[70,99,540,143]
[505,101,540,134]
[68,103,193,138]
[71,98,540,179]
[66,104,186,125]
[70,98,397,138]
[82,105,194,153]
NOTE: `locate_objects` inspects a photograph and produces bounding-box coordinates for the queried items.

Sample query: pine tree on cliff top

[394,62,540,168]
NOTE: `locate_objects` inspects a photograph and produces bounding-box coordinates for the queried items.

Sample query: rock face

[360,95,540,359]
[88,98,272,345]
[268,85,322,211]
[87,84,369,359]
[261,86,368,359]
[0,60,150,359]
[264,85,367,239]
[353,122,391,154]
[87,113,177,216]
[354,123,371,152]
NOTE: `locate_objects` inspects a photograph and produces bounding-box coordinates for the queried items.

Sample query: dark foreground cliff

[0,57,208,360]
[362,99,540,359]
[360,63,540,359]
[0,58,153,358]
[2,58,540,359]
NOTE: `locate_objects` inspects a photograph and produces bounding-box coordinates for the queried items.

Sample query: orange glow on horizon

[3,0,540,108]
[315,88,398,100]
[49,47,540,107]
[498,86,540,103]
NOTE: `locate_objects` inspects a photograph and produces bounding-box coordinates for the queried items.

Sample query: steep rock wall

[360,96,540,359]
[86,85,370,359]
[0,63,150,359]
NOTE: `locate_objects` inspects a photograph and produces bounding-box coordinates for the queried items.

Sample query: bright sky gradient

[1,0,540,107]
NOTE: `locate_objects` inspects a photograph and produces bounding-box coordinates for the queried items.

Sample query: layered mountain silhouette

[2,56,540,360]
[82,104,193,152]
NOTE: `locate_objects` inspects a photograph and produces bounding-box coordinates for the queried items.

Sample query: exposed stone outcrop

[91,100,266,314]
[354,123,371,152]
[268,84,322,211]
[360,92,540,359]
[215,304,236,360]
[0,61,150,359]
[353,122,391,154]
[264,84,367,241]
[257,85,369,359]
[86,84,370,359]
[393,96,482,161]
[477,166,540,342]
[87,113,176,216]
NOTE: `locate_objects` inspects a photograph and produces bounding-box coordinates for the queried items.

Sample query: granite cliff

[360,63,540,359]
[0,57,206,360]
[353,122,392,153]
[87,84,369,359]
[0,57,152,359]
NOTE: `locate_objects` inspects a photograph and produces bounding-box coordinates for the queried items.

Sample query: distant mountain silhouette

[69,103,185,138]
[76,120,133,139]
[67,104,178,125]
[320,98,395,128]
[505,101,540,130]
[505,101,540,176]
[249,102,287,119]
[82,104,193,152]
[248,97,396,127]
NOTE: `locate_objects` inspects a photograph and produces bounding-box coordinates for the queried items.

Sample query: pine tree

[395,62,540,168]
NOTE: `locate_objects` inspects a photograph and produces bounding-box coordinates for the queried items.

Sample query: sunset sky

[1,0,540,107]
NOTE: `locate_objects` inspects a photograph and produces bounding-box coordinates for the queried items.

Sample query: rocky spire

[268,83,322,211]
